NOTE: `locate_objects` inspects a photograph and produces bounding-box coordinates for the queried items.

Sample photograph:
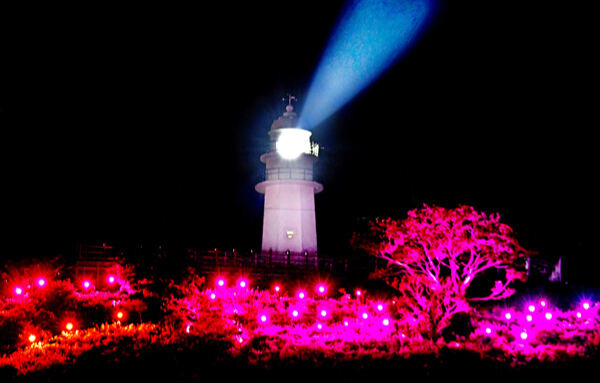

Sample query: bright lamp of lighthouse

[276,128,312,160]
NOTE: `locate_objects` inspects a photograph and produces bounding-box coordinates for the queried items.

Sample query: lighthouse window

[286,230,295,239]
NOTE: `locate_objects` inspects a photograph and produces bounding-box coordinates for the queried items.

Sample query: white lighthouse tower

[255,97,323,257]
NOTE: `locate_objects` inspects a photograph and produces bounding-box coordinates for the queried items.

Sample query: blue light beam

[300,0,433,129]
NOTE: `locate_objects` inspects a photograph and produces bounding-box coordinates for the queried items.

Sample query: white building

[255,102,323,256]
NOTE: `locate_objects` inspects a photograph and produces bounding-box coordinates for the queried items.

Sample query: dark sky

[2,1,598,279]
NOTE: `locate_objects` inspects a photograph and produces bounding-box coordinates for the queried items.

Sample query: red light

[583,301,591,310]
[355,289,362,297]
[317,323,322,329]
[260,315,267,323]
[545,312,552,320]
[362,313,368,319]
[292,310,299,318]
[344,321,349,326]
[65,322,74,331]
[117,311,124,319]
[216,277,225,287]
[37,278,46,287]
[520,331,528,340]
[382,318,390,326]
[485,327,492,334]
[107,276,116,284]
[297,291,306,299]
[83,280,91,289]
[274,285,281,292]
[28,334,36,343]
[210,293,216,300]
[239,280,247,288]
[316,284,326,294]
[14,287,23,295]
[528,304,535,313]
[526,315,532,322]
[320,309,327,317]
[377,304,383,311]
[504,312,512,320]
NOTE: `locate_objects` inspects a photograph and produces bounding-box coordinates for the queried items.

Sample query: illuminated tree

[353,205,529,340]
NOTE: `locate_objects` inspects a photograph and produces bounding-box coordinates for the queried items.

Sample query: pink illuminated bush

[353,205,529,339]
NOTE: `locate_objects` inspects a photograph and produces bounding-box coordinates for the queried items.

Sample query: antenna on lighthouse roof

[283,94,297,112]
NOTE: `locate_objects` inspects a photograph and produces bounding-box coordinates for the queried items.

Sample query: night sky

[2,1,598,282]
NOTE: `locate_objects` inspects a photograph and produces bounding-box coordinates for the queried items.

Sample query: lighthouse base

[256,180,322,256]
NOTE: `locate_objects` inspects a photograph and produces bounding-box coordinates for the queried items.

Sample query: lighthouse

[255,97,323,258]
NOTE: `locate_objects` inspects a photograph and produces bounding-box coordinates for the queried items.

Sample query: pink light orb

[107,275,115,284]
[292,310,299,318]
[117,311,124,319]
[355,289,362,297]
[377,304,383,311]
[344,321,349,326]
[526,315,533,322]
[28,334,36,343]
[540,300,547,307]
[528,304,535,313]
[65,322,74,331]
[210,293,216,300]
[239,280,247,288]
[545,312,552,320]
[520,331,528,340]
[186,325,191,333]
[504,312,512,320]
[583,301,591,310]
[260,315,267,323]
[317,284,326,294]
[576,312,582,318]
[238,337,244,343]
[274,285,280,292]
[216,278,225,287]
[485,327,492,335]
[317,323,322,329]
[362,312,368,320]
[82,280,91,289]
[14,287,23,295]
[37,278,46,287]
[382,318,390,326]
[320,309,327,317]
[298,291,306,299]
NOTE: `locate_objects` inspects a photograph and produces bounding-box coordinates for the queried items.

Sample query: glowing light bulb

[317,324,322,329]
[117,311,124,319]
[540,300,546,307]
[83,281,91,289]
[260,315,267,323]
[344,321,349,326]
[520,331,528,340]
[317,284,326,294]
[37,278,46,287]
[186,325,191,333]
[239,280,247,288]
[362,313,368,320]
[576,312,582,318]
[355,289,362,297]
[14,287,23,295]
[382,318,390,326]
[298,291,306,299]
[107,276,115,284]
[210,293,216,300]
[545,312,552,320]
[28,334,36,343]
[504,312,512,320]
[526,315,532,322]
[528,305,535,313]
[65,322,74,331]
[292,310,299,318]
[485,328,492,335]
[320,310,327,317]
[583,302,591,310]
[276,128,312,160]
[377,304,383,311]
[274,285,280,292]
[217,278,225,287]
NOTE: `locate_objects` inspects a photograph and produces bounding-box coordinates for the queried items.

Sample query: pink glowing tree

[354,205,529,339]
